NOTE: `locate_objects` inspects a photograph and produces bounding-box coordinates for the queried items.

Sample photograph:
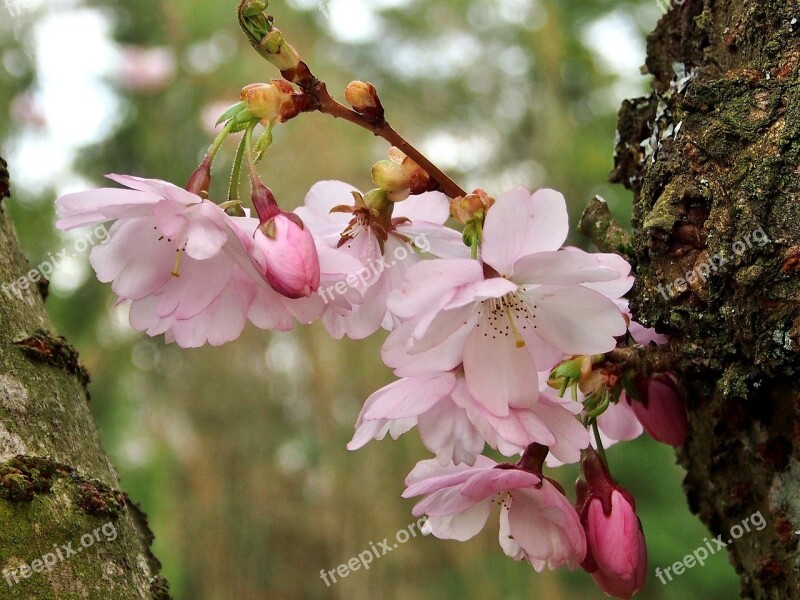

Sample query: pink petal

[527,285,626,355]
[463,324,539,416]
[388,258,484,319]
[597,399,644,442]
[392,191,450,224]
[303,180,360,217]
[511,250,623,285]
[507,483,587,571]
[404,459,493,497]
[167,268,255,347]
[382,313,478,377]
[362,373,456,420]
[89,218,175,300]
[106,173,199,205]
[422,500,494,541]
[482,188,569,276]
[397,223,471,259]
[418,398,486,466]
[56,188,162,229]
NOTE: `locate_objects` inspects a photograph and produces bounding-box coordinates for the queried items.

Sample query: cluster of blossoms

[55,5,689,597]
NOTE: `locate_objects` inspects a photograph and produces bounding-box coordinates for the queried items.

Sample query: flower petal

[528,285,626,355]
[482,188,569,275]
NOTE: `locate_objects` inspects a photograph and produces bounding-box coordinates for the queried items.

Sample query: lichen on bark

[0,157,170,599]
[610,1,800,597]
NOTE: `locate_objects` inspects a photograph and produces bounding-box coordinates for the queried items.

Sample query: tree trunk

[610,1,800,597]
[0,157,170,598]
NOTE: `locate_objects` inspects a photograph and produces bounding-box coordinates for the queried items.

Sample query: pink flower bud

[186,157,212,197]
[578,449,647,599]
[631,374,687,447]
[253,213,320,299]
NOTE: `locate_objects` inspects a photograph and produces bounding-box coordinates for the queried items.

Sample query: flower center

[477,292,538,349]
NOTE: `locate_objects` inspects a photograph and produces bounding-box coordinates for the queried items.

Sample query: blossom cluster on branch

[53,2,690,598]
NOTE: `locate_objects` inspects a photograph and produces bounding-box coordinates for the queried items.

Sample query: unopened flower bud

[253,213,320,299]
[631,374,687,447]
[260,28,302,71]
[241,80,300,124]
[345,81,384,123]
[186,157,212,197]
[578,449,647,599]
[450,189,495,224]
[371,148,430,200]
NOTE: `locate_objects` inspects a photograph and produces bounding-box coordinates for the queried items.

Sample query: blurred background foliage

[0,0,739,598]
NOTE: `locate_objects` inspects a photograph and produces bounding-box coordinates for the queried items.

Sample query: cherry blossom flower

[56,175,355,347]
[295,180,467,339]
[385,187,631,417]
[348,369,589,466]
[404,456,586,571]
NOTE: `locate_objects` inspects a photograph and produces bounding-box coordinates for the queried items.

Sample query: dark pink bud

[632,374,687,447]
[186,157,212,197]
[578,449,647,599]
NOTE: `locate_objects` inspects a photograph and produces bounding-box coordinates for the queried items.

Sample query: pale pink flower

[404,456,586,571]
[579,449,647,599]
[295,181,467,339]
[55,175,351,347]
[385,188,631,417]
[349,370,588,466]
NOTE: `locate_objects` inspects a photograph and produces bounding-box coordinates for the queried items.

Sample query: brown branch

[607,344,676,376]
[578,196,633,257]
[314,87,467,199]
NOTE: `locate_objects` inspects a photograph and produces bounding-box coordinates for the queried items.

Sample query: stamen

[503,304,526,348]
[172,248,184,278]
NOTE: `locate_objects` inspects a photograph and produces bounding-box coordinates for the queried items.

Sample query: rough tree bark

[606,0,800,597]
[0,157,170,598]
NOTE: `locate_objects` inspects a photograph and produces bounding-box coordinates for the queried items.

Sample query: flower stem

[243,122,260,187]
[208,119,236,164]
[228,134,248,202]
[591,420,609,468]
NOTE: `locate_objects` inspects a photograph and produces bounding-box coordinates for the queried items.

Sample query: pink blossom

[55,175,346,347]
[296,181,467,339]
[251,213,320,299]
[579,449,647,599]
[404,456,586,571]
[348,370,589,465]
[385,188,631,417]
